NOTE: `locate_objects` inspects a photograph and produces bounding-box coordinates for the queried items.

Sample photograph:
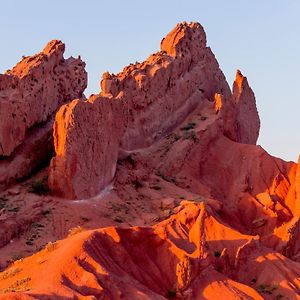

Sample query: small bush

[257,283,278,295]
[180,122,196,131]
[182,130,197,141]
[29,179,49,195]
[0,268,22,280]
[114,216,124,223]
[214,250,221,258]
[11,253,23,262]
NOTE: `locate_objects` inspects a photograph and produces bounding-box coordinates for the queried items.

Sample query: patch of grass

[0,268,22,280]
[180,122,196,131]
[1,277,31,293]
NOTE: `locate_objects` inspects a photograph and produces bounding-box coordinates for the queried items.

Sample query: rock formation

[0,21,299,299]
[0,40,87,189]
[49,22,257,199]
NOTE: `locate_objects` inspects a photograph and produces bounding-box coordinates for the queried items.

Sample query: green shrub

[29,178,49,195]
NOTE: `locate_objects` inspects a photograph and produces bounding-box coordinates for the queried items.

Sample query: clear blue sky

[1,1,299,162]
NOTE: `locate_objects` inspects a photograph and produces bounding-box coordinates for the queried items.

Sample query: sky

[1,1,299,162]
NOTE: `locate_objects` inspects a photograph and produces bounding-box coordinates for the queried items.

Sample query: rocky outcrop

[232,70,260,144]
[3,202,300,299]
[48,97,124,199]
[0,40,87,188]
[49,22,253,199]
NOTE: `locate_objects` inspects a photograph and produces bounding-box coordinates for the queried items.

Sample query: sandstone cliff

[49,22,259,199]
[0,40,87,188]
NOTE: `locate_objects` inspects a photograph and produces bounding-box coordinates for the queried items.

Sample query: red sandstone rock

[49,22,234,199]
[0,40,87,188]
[0,21,299,300]
[232,69,260,144]
[48,97,124,199]
[2,202,300,299]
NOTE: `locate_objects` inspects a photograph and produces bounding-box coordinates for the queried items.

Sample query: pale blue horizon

[1,1,299,162]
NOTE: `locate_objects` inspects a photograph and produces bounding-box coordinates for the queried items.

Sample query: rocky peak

[160,21,206,58]
[232,69,260,144]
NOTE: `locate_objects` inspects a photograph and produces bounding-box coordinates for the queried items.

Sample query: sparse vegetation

[29,177,49,195]
[257,283,278,295]
[11,253,24,262]
[42,208,51,216]
[114,216,124,223]
[0,267,22,280]
[68,226,85,237]
[156,170,176,183]
[80,216,91,222]
[0,196,8,209]
[182,130,197,141]
[25,240,34,246]
[44,241,57,252]
[1,277,31,293]
[180,122,196,131]
[32,222,45,229]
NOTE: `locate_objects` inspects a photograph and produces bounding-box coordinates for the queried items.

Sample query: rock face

[0,40,87,188]
[232,70,260,144]
[49,97,124,199]
[49,22,258,199]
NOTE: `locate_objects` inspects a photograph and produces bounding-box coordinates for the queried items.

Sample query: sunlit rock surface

[0,40,87,188]
[0,22,299,300]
